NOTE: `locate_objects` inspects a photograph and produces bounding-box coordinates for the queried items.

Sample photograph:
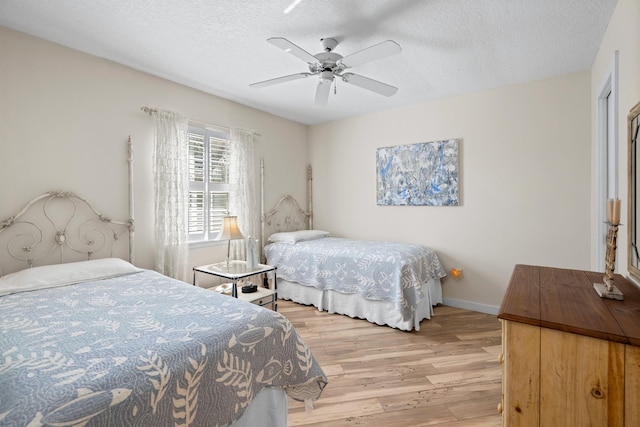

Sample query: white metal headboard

[0,138,135,276]
[260,159,313,262]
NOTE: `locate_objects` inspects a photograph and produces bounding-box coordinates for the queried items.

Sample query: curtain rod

[140,106,260,136]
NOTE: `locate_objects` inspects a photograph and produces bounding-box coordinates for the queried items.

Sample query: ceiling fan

[250,37,402,107]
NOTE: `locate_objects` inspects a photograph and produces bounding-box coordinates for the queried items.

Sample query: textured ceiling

[0,0,617,125]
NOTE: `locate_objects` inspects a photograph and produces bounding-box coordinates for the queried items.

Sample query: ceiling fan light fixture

[320,70,334,83]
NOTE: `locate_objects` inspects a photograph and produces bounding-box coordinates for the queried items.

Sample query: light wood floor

[280,300,503,426]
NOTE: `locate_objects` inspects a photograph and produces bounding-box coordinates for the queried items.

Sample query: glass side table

[193,260,277,311]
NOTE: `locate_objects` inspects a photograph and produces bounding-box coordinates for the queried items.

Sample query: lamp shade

[216,215,244,241]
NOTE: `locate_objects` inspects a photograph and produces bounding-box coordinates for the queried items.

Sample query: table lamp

[217,215,244,267]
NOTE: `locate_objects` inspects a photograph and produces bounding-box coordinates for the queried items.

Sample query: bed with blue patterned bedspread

[0,263,326,426]
[265,237,447,322]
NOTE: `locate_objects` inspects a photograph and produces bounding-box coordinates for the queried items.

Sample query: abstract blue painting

[376,139,459,206]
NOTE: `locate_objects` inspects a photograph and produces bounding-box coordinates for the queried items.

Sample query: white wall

[0,26,308,282]
[3,0,638,310]
[590,0,640,280]
[309,72,592,309]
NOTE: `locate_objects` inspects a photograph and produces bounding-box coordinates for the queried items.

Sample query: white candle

[612,199,621,225]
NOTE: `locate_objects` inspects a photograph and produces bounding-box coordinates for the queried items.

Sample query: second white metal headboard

[259,158,313,262]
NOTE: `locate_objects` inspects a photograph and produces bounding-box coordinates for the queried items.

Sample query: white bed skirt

[230,387,288,427]
[277,278,443,331]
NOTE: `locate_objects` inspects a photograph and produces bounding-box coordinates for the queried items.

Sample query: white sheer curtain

[229,128,259,260]
[152,110,189,281]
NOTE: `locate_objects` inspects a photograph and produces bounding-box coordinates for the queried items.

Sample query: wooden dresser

[498,265,640,426]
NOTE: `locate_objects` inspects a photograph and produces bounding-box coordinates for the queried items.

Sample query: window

[188,124,230,243]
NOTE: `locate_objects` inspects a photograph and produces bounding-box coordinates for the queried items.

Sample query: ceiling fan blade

[267,37,318,65]
[341,73,398,97]
[249,72,312,88]
[314,79,332,107]
[338,40,402,69]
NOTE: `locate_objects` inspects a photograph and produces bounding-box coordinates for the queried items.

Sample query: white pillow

[268,230,329,244]
[0,258,142,296]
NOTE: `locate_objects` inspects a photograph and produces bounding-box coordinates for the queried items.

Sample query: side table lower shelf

[237,286,277,310]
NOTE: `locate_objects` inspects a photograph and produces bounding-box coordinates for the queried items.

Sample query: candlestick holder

[593,222,624,300]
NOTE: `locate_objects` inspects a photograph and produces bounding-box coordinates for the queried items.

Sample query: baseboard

[442,298,499,316]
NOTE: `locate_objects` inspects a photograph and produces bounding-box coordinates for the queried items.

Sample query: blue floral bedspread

[0,270,326,426]
[265,237,447,320]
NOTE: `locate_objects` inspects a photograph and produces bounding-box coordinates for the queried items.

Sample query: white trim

[626,274,640,290]
[188,239,227,250]
[595,50,619,271]
[442,297,499,315]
